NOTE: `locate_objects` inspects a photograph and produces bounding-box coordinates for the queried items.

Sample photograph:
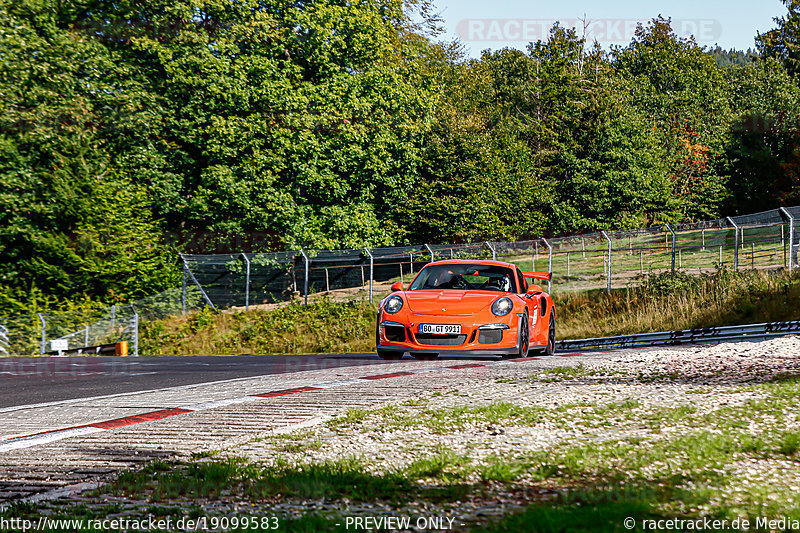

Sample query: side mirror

[526,285,543,297]
[390,281,403,292]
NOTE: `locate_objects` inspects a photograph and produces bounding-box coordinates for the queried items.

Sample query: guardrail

[556,320,800,351]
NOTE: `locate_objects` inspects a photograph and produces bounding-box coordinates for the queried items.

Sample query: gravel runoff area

[9,336,800,531]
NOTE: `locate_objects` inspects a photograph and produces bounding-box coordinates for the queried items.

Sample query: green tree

[613,17,732,221]
[757,0,800,77]
[0,0,175,305]
[480,26,675,232]
[723,58,800,211]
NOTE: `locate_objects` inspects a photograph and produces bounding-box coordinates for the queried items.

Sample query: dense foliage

[2,0,800,310]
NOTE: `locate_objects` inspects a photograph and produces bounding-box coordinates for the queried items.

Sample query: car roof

[424,259,519,270]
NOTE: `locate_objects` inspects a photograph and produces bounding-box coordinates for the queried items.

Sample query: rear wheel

[410,352,438,360]
[377,350,403,360]
[544,316,556,356]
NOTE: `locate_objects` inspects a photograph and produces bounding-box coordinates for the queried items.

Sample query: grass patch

[479,455,528,482]
[537,364,591,382]
[403,447,472,482]
[778,431,800,456]
[327,401,547,433]
[141,298,376,356]
[472,484,693,533]
[109,456,416,502]
[327,408,370,428]
[272,438,323,454]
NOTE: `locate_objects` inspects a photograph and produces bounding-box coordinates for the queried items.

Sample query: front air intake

[478,330,503,344]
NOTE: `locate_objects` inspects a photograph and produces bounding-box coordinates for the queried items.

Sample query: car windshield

[408,264,517,292]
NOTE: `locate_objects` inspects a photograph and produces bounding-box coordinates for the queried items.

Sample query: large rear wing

[522,271,552,282]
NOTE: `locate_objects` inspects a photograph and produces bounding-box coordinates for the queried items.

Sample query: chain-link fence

[0,305,138,357]
[0,287,208,356]
[176,206,799,310]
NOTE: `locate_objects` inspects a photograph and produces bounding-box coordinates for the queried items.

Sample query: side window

[517,269,526,293]
[540,296,547,316]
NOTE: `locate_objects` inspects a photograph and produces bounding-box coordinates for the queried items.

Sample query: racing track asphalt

[0,353,508,409]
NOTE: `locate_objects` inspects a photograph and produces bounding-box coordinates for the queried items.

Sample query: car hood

[403,290,507,316]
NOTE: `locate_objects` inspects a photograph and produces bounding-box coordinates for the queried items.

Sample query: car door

[516,268,536,336]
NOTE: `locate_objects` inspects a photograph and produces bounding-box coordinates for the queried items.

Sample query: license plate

[419,324,461,335]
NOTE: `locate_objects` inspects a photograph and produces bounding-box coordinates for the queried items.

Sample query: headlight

[491,297,513,317]
[384,295,403,314]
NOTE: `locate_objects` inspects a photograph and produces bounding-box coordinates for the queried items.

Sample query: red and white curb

[1,354,592,453]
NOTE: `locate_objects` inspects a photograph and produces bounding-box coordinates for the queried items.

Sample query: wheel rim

[519,317,529,357]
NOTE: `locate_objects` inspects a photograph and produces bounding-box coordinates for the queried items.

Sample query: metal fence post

[485,242,496,260]
[542,238,553,293]
[110,304,116,331]
[130,304,139,357]
[780,207,794,271]
[365,249,374,303]
[38,313,45,355]
[241,253,251,311]
[782,224,785,248]
[726,217,739,272]
[179,253,217,310]
[300,250,310,306]
[782,225,786,266]
[665,224,676,273]
[425,244,434,263]
[601,231,612,293]
[182,262,188,315]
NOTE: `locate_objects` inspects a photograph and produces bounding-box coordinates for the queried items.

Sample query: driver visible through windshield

[408,264,517,292]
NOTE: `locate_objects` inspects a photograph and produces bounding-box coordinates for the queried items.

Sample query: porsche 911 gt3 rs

[376,260,556,360]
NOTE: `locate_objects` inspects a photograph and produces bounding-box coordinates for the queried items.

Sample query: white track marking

[0,427,104,453]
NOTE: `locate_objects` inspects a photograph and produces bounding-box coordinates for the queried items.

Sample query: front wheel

[504,314,529,359]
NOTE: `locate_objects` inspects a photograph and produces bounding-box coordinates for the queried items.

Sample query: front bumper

[376,344,519,356]
[377,317,522,354]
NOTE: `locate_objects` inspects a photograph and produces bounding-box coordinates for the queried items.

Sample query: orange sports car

[376,260,556,360]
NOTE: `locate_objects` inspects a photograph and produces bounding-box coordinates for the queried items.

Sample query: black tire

[504,313,529,359]
[410,352,438,360]
[377,350,403,360]
[376,316,403,360]
[544,315,556,356]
